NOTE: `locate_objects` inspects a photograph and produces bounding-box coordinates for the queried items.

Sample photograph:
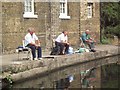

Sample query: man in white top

[55,31,69,55]
[24,27,42,60]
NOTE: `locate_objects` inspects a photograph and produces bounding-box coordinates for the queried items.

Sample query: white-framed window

[87,3,93,18]
[23,0,38,18]
[59,0,70,19]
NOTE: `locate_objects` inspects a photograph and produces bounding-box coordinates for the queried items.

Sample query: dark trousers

[83,41,95,50]
[27,44,42,60]
[87,42,95,49]
[55,41,69,54]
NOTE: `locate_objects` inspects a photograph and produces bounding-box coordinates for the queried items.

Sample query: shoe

[59,52,65,55]
[38,58,42,60]
[90,49,96,52]
[33,58,38,60]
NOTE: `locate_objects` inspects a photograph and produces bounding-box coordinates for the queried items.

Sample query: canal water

[5,63,119,89]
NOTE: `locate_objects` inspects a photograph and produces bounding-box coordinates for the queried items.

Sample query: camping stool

[80,37,89,49]
[16,40,31,60]
[16,46,31,60]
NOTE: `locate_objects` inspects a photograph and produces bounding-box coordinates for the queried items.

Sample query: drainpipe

[100,1,102,43]
[78,2,81,46]
[48,0,52,48]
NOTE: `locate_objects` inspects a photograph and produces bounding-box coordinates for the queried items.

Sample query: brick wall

[80,2,100,43]
[2,2,50,53]
[2,2,100,53]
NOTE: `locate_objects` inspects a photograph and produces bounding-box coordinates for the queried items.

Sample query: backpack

[50,46,60,55]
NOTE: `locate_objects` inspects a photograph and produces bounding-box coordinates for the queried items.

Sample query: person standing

[55,31,69,55]
[24,27,42,60]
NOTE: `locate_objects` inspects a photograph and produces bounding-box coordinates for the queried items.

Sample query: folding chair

[16,40,31,60]
[80,37,89,49]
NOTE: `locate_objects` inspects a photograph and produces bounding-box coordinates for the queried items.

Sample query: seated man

[81,29,96,52]
[24,27,42,60]
[55,31,69,55]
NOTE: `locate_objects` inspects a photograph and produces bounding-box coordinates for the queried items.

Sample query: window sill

[59,15,71,19]
[87,16,92,18]
[23,13,38,18]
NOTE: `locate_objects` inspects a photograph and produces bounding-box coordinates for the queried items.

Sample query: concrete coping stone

[2,47,119,83]
[2,50,108,73]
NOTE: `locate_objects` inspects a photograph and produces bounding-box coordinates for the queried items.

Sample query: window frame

[23,0,38,18]
[87,3,93,18]
[59,0,70,19]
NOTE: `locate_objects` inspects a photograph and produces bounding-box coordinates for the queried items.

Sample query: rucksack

[50,46,60,55]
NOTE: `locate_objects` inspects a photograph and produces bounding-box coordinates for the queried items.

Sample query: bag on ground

[50,46,60,55]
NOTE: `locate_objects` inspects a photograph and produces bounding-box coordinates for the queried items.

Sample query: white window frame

[23,0,38,18]
[59,0,70,19]
[87,3,93,18]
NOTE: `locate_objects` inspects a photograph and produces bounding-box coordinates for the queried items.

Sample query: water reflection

[11,67,98,89]
[101,63,119,88]
[4,63,119,89]
[55,75,74,89]
[81,67,96,88]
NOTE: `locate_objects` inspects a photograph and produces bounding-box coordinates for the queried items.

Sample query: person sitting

[81,29,96,52]
[24,27,42,60]
[55,31,69,55]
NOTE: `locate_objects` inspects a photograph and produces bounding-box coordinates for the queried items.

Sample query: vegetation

[100,2,120,42]
[4,74,13,84]
[2,74,13,89]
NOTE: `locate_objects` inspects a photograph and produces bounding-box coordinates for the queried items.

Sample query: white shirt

[24,33,38,46]
[55,33,68,43]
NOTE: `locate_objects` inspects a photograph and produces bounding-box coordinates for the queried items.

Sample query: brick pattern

[2,2,100,53]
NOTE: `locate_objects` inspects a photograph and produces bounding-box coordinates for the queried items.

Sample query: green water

[3,63,119,89]
[101,63,119,88]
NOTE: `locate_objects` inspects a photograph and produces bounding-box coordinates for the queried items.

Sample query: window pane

[87,3,93,18]
[87,7,90,16]
[25,0,32,12]
[60,0,65,3]
[63,3,65,13]
[60,2,65,14]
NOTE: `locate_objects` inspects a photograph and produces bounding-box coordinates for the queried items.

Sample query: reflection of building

[1,0,100,53]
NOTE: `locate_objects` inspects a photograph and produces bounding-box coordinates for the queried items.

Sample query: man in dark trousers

[81,29,96,52]
[24,27,42,60]
[55,31,69,55]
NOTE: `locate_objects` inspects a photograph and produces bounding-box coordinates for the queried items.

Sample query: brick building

[1,0,100,53]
